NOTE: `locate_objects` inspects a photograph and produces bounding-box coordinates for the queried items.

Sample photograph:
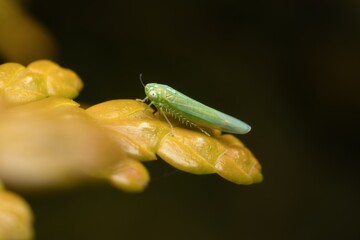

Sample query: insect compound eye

[149,90,157,98]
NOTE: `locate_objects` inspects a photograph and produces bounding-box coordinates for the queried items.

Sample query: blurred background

[1,0,359,239]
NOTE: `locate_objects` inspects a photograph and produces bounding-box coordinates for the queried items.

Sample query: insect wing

[166,91,209,117]
[165,91,249,134]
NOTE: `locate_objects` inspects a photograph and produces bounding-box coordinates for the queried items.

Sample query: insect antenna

[136,73,149,102]
[139,73,145,87]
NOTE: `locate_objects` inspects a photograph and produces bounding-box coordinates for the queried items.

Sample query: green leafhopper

[141,83,251,135]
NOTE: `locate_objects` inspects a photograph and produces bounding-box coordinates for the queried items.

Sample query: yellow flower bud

[0,190,34,240]
[0,97,124,190]
[0,60,83,108]
[28,60,83,98]
[109,158,150,193]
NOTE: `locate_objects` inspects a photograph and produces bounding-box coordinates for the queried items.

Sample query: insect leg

[141,101,155,113]
[160,109,174,132]
[136,96,148,102]
[137,99,155,114]
[197,126,210,137]
[180,116,210,136]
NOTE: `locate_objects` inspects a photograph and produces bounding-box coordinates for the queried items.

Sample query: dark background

[9,0,360,239]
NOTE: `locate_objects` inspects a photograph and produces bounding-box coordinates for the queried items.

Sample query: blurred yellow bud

[0,63,47,106]
[27,60,83,98]
[0,0,56,63]
[0,190,34,240]
[0,97,123,191]
[0,60,83,108]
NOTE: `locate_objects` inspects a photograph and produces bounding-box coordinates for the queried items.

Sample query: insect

[140,82,251,135]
